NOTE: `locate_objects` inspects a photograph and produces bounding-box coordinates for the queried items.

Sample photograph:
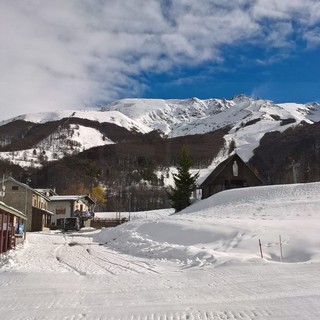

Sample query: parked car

[64,217,80,231]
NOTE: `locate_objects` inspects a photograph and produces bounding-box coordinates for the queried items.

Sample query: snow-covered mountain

[104,96,320,161]
[0,95,319,168]
[104,96,319,135]
[0,109,151,133]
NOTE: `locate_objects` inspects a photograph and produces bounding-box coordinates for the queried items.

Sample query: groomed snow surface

[1,182,320,319]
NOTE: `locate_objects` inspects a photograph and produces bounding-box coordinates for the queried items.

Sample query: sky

[1,0,320,121]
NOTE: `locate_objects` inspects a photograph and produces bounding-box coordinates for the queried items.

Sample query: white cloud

[0,0,318,121]
[303,27,320,48]
[263,22,294,48]
[252,0,319,22]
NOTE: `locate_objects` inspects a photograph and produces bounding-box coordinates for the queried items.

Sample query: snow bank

[95,182,320,267]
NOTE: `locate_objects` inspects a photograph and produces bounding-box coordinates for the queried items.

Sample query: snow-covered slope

[2,182,320,319]
[103,97,235,135]
[0,109,151,133]
[0,124,115,168]
[0,95,319,167]
[104,96,320,135]
[95,181,320,266]
[104,96,320,161]
[0,110,151,168]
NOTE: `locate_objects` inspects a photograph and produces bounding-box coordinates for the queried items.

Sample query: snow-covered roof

[50,195,95,204]
[34,188,58,196]
[0,201,27,220]
[50,195,83,201]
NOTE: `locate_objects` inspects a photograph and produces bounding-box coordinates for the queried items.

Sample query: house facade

[1,177,53,232]
[0,201,27,255]
[49,195,95,229]
[199,153,264,199]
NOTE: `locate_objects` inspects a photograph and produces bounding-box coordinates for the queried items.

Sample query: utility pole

[24,178,31,215]
[128,192,131,221]
[1,174,5,202]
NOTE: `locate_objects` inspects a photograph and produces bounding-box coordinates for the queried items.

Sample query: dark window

[57,219,64,227]
[12,186,18,191]
[229,180,247,188]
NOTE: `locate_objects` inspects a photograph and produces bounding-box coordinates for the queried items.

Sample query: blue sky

[0,0,320,120]
[144,44,320,103]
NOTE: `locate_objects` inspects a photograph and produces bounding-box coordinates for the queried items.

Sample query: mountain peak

[231,94,252,103]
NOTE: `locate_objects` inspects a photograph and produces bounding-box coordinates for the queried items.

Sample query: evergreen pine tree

[168,146,199,212]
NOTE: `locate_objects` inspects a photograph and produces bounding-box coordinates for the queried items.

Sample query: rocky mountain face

[0,95,319,211]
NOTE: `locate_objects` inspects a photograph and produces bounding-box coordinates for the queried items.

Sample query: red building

[0,202,27,255]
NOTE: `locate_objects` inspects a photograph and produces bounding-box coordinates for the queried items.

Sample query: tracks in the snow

[87,245,160,274]
[54,236,160,276]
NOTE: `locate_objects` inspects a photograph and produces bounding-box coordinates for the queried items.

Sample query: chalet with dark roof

[199,153,264,199]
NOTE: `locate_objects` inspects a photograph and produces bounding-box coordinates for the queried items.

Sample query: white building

[48,195,95,229]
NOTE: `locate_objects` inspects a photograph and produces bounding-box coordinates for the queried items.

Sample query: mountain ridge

[0,95,319,169]
[1,95,319,211]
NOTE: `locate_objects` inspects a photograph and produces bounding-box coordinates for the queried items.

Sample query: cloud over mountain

[1,0,319,121]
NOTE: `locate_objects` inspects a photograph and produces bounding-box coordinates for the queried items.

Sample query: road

[1,231,320,319]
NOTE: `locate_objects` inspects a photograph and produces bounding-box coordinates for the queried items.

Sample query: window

[57,219,64,227]
[56,208,66,215]
[12,186,18,191]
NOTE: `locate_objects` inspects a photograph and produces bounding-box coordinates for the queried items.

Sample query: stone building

[0,177,53,231]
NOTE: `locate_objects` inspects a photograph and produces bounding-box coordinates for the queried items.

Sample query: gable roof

[0,201,27,220]
[199,153,263,187]
[49,195,95,205]
[35,188,58,196]
[1,177,51,201]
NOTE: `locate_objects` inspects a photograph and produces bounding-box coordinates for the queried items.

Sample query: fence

[90,217,128,229]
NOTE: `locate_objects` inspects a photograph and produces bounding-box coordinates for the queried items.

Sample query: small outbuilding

[199,153,264,199]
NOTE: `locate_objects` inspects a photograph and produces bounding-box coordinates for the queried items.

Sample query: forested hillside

[250,122,320,184]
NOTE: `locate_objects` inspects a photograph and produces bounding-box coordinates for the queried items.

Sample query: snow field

[1,182,320,319]
[95,182,320,267]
